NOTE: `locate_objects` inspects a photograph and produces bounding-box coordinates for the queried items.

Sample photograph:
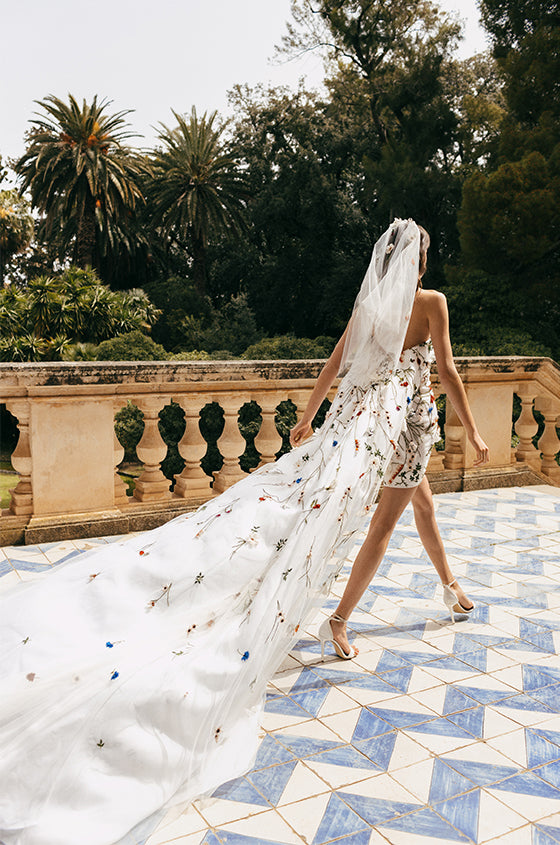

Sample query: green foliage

[96,330,168,361]
[144,275,213,350]
[178,292,261,355]
[149,108,247,295]
[115,401,144,462]
[16,94,147,276]
[0,267,160,361]
[243,334,336,360]
[0,191,34,284]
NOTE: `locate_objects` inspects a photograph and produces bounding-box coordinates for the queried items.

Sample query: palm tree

[150,108,247,296]
[16,94,146,273]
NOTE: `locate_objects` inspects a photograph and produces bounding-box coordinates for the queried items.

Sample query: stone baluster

[212,395,248,494]
[133,398,171,502]
[442,401,465,470]
[113,400,129,506]
[255,393,283,466]
[514,388,540,469]
[5,399,33,515]
[535,396,560,483]
[289,389,312,424]
[173,395,212,500]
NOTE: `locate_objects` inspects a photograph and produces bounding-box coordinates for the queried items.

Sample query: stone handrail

[1,356,559,545]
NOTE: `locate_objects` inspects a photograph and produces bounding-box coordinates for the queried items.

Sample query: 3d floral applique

[240,650,250,661]
[110,670,119,680]
[194,573,204,584]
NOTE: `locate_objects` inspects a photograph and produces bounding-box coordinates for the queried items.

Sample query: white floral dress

[0,343,437,845]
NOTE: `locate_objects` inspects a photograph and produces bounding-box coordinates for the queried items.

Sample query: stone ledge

[427,462,549,494]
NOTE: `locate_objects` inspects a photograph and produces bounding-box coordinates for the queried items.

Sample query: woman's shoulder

[419,288,447,313]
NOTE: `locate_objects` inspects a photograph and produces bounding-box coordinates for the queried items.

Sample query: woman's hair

[417,224,430,287]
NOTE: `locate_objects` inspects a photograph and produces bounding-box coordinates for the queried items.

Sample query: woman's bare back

[401,288,444,352]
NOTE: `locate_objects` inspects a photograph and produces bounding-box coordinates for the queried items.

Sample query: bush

[242,334,336,360]
[179,292,261,355]
[96,330,168,361]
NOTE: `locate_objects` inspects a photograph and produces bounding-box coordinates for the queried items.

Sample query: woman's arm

[289,324,349,447]
[428,291,489,466]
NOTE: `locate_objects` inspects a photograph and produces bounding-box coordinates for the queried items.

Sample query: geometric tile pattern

[2,484,560,845]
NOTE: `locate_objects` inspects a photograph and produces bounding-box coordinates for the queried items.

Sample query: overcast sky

[1,0,489,166]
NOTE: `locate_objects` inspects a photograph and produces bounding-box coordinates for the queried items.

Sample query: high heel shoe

[443,579,474,623]
[318,613,357,660]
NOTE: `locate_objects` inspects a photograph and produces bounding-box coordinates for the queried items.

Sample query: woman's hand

[290,420,313,448]
[470,431,489,466]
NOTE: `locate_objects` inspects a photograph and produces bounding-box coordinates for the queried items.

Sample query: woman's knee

[411,478,434,518]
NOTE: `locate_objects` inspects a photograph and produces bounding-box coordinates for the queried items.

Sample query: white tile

[376,829,459,845]
[343,771,421,804]
[443,740,516,768]
[476,789,528,842]
[273,719,342,743]
[304,758,374,790]
[319,709,361,743]
[259,711,312,732]
[409,685,447,714]
[485,728,528,768]
[317,686,362,718]
[388,757,434,804]
[490,703,554,729]
[486,665,524,692]
[276,792,330,843]
[484,708,526,741]
[486,786,560,823]
[218,808,304,843]
[276,761,330,806]
[402,730,474,756]
[385,732,432,771]
[144,804,207,843]
[197,798,268,828]
[402,666,442,695]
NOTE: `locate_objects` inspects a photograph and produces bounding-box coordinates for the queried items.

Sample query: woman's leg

[411,477,473,610]
[331,486,416,655]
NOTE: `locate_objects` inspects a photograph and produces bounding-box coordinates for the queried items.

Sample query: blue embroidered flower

[106,641,114,648]
[110,670,119,680]
[333,440,338,446]
[407,397,411,404]
[295,477,302,483]
[241,651,250,661]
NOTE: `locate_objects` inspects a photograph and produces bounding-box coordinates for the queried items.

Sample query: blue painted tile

[323,831,372,845]
[290,688,331,717]
[211,775,269,806]
[527,729,560,766]
[442,758,518,787]
[491,771,560,799]
[429,758,476,803]
[0,559,15,576]
[311,793,370,845]
[366,706,436,730]
[247,760,297,806]
[264,696,311,718]
[443,687,480,716]
[530,684,560,712]
[199,834,221,845]
[433,788,480,842]
[308,743,380,771]
[251,735,296,770]
[352,732,398,771]
[533,761,560,790]
[519,620,556,652]
[380,807,471,842]
[496,693,554,713]
[375,649,413,674]
[351,708,394,741]
[337,791,419,826]
[274,734,343,758]
[423,655,480,674]
[533,824,560,844]
[523,664,560,691]
[448,707,485,739]
[376,666,414,693]
[454,685,516,706]
[289,667,330,694]
[408,716,475,740]
[9,559,51,572]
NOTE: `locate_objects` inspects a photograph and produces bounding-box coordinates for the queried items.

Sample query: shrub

[242,334,336,360]
[96,330,168,361]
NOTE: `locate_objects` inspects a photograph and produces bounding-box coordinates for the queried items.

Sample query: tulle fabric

[0,221,426,845]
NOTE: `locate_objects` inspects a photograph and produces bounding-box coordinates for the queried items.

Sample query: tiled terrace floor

[2,485,560,845]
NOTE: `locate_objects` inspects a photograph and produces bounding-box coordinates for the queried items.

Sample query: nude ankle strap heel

[318,613,357,660]
[443,579,474,623]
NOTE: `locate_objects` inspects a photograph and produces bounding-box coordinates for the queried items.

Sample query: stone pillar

[514,388,540,469]
[535,396,560,483]
[255,393,283,466]
[442,401,466,470]
[113,400,129,506]
[212,396,248,494]
[173,395,212,500]
[133,398,171,502]
[5,399,33,516]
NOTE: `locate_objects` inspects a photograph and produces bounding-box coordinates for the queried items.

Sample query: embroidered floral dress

[0,344,438,845]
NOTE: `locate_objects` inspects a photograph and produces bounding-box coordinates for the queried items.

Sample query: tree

[15,94,147,276]
[149,108,247,296]
[0,267,160,361]
[0,191,34,286]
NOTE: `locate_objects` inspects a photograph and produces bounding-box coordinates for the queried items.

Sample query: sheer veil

[339,218,421,384]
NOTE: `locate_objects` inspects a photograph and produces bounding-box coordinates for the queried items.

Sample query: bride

[0,219,488,845]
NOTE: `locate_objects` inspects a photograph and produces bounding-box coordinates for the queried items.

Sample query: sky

[1,0,489,166]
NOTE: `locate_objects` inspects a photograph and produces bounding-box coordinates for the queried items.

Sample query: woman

[290,223,488,659]
[0,219,487,845]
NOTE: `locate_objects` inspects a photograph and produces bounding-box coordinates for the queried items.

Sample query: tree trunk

[192,235,207,297]
[76,194,96,270]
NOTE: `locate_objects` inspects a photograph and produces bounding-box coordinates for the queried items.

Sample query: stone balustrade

[1,356,559,545]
